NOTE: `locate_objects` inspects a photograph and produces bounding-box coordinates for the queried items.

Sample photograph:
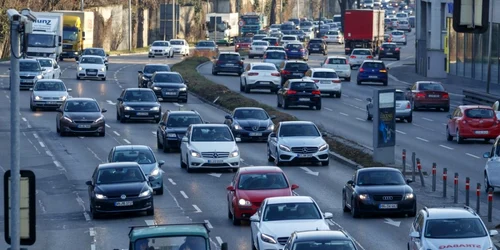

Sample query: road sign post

[372,89,396,164]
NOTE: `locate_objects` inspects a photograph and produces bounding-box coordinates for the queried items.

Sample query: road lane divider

[215,237,223,246]
[123,139,131,144]
[339,112,349,116]
[113,131,121,136]
[416,137,429,142]
[355,117,364,121]
[87,147,104,163]
[324,107,333,111]
[180,191,189,199]
[105,124,111,128]
[465,153,480,159]
[355,98,363,102]
[168,178,177,185]
[396,130,406,134]
[439,144,454,150]
[192,204,202,213]
[422,117,433,122]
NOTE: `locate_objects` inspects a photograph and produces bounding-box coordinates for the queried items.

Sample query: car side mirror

[250,215,260,222]
[29,88,33,91]
[270,115,276,120]
[241,58,245,60]
[291,184,299,190]
[148,176,155,182]
[446,114,452,119]
[138,70,143,74]
[42,68,46,71]
[106,54,109,57]
[366,97,372,102]
[225,115,232,120]
[490,230,499,236]
[221,242,228,250]
[347,180,354,185]
[406,179,413,184]
[235,137,242,142]
[483,152,491,158]
[67,88,72,92]
[56,108,62,112]
[226,185,235,191]
[159,121,166,126]
[182,137,188,142]
[158,160,165,167]
[269,132,276,137]
[323,212,333,219]
[85,180,92,186]
[322,132,327,137]
[409,231,420,238]
[117,97,123,101]
[386,67,390,70]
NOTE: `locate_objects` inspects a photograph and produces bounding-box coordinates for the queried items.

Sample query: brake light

[406,103,411,109]
[333,80,341,83]
[275,42,279,46]
[395,47,400,51]
[442,93,449,99]
[248,72,259,76]
[287,90,297,95]
[379,69,387,73]
[271,72,281,76]
[281,70,291,75]
[313,80,319,83]
[359,68,364,72]
[300,49,305,52]
[236,44,240,48]
[263,55,267,59]
[350,56,356,59]
[312,90,321,95]
[367,56,373,59]
[416,92,426,98]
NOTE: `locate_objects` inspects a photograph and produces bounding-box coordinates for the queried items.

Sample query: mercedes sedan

[56,98,106,137]
[224,107,275,141]
[116,88,161,123]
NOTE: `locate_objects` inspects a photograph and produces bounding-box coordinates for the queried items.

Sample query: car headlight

[61,96,67,101]
[95,193,107,199]
[124,106,134,111]
[166,133,177,137]
[142,76,149,80]
[101,67,106,71]
[138,189,151,197]
[34,96,41,101]
[405,193,414,199]
[279,144,291,152]
[179,87,187,91]
[233,124,242,130]
[153,86,162,91]
[267,124,274,130]
[94,117,104,123]
[36,75,43,79]
[150,168,160,177]
[190,150,201,158]
[358,194,370,200]
[78,67,83,71]
[150,106,160,111]
[319,143,328,151]
[149,48,153,52]
[238,198,251,206]
[63,116,73,123]
[230,150,239,157]
[260,233,277,244]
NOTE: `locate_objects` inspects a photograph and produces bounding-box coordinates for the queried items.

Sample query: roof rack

[128,222,210,235]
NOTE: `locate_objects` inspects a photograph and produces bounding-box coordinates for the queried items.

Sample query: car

[301,27,315,40]
[18,59,44,90]
[36,58,61,79]
[367,89,412,122]
[29,79,72,111]
[483,136,500,191]
[279,61,310,85]
[277,79,322,110]
[116,88,161,123]
[303,68,342,98]
[226,166,299,225]
[148,40,174,58]
[169,39,190,56]
[85,162,154,218]
[107,145,165,195]
[262,37,280,46]
[224,107,276,141]
[324,30,344,44]
[180,124,241,172]
[263,50,287,69]
[137,64,171,88]
[250,196,333,250]
[390,18,399,28]
[408,206,499,250]
[269,32,283,39]
[56,97,106,136]
[384,33,391,42]
[405,81,450,111]
[194,40,219,54]
[280,23,296,31]
[349,48,375,68]
[342,167,416,218]
[234,36,252,52]
[289,30,307,42]
[249,41,270,59]
[267,121,329,165]
[252,34,267,41]
[240,63,281,93]
[80,48,109,69]
[356,60,389,86]
[306,38,327,55]
[280,35,298,47]
[378,42,400,60]
[212,52,245,76]
[395,12,409,20]
[446,105,500,144]
[390,30,407,45]
[76,55,107,81]
[269,24,281,33]
[283,230,358,250]
[149,72,188,103]
[385,18,393,29]
[265,46,286,51]
[397,20,411,32]
[157,110,205,152]
[257,30,269,35]
[320,56,352,81]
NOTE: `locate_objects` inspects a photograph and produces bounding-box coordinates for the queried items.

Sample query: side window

[92,167,98,181]
[490,141,496,157]
[411,84,417,91]
[245,64,251,71]
[185,126,192,139]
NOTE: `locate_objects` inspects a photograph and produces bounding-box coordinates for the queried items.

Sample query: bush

[191,50,219,59]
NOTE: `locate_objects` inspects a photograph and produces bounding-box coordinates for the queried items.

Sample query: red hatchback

[406,81,450,112]
[234,37,252,52]
[446,105,500,143]
[226,166,298,225]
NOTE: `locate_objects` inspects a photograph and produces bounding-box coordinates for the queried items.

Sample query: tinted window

[236,37,252,43]
[391,18,398,22]
[385,19,391,23]
[191,127,233,142]
[293,241,357,250]
[34,81,66,91]
[357,170,406,185]
[263,203,321,221]
[399,21,409,24]
[290,30,304,35]
[353,50,371,55]
[263,38,278,43]
[392,31,404,36]
[287,44,303,49]
[253,42,269,46]
[285,63,309,70]
[282,36,296,40]
[154,73,183,83]
[134,236,206,250]
[37,59,52,67]
[418,83,444,91]
[265,52,286,59]
[234,109,269,120]
[424,218,487,239]
[465,108,495,118]
[281,24,294,30]
[123,90,157,102]
[112,149,155,164]
[362,62,385,69]
[218,54,241,60]
[313,72,338,78]
[395,92,406,101]
[327,58,347,64]
[20,61,40,71]
[396,13,407,18]
[320,25,330,30]
[382,44,397,48]
[170,40,185,45]
[197,41,216,47]
[238,173,288,190]
[309,39,323,43]
[301,21,313,26]
[267,47,285,51]
[279,124,320,137]
[327,31,339,35]
[252,65,276,71]
[82,49,105,56]
[64,100,100,112]
[152,41,169,46]
[96,167,145,184]
[81,57,104,64]
[253,35,266,40]
[144,65,170,73]
[167,114,203,127]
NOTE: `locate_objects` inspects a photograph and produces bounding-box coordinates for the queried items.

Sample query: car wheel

[383,80,388,86]
[251,231,258,250]
[350,199,360,218]
[60,124,67,136]
[244,81,251,93]
[345,77,351,81]
[485,172,493,192]
[232,209,241,225]
[186,156,193,173]
[227,202,233,219]
[397,56,400,60]
[342,192,350,212]
[316,103,321,110]
[77,76,81,80]
[446,126,453,141]
[157,134,163,149]
[321,159,329,166]
[90,205,100,219]
[267,146,274,162]
[116,111,120,121]
[357,80,361,85]
[180,154,187,168]
[98,130,105,137]
[30,102,35,111]
[212,69,217,75]
[283,99,289,109]
[240,79,244,91]
[456,129,464,144]
[56,121,60,133]
[411,101,418,111]
[406,115,413,123]
[156,183,164,195]
[120,113,126,123]
[146,206,155,216]
[102,77,106,81]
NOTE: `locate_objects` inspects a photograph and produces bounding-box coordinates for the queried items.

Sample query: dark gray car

[18,59,44,90]
[137,64,171,88]
[149,72,189,103]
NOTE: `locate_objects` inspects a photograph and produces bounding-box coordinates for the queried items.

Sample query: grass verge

[109,47,149,55]
[171,56,382,167]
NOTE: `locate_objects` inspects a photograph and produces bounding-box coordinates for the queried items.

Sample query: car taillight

[367,56,373,59]
[359,68,365,72]
[281,70,291,75]
[406,103,411,109]
[236,44,240,48]
[379,69,387,73]
[395,47,400,51]
[275,42,279,46]
[263,55,267,59]
[416,92,426,98]
[313,79,319,83]
[350,56,356,59]
[333,80,341,83]
[442,93,449,99]
[300,49,305,52]
[271,72,280,76]
[312,90,321,95]
[248,72,259,76]
[287,90,297,95]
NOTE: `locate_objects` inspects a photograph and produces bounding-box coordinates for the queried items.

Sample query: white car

[397,20,412,32]
[240,62,281,93]
[390,30,407,45]
[324,30,344,44]
[80,48,109,69]
[148,40,174,58]
[249,41,270,59]
[169,39,190,56]
[36,58,61,79]
[396,12,409,20]
[349,49,374,68]
[301,27,315,40]
[250,196,333,250]
[180,124,241,172]
[390,18,399,28]
[408,206,499,250]
[267,121,329,166]
[303,68,342,98]
[29,79,71,111]
[269,24,281,33]
[321,56,352,81]
[76,55,107,81]
[280,35,298,47]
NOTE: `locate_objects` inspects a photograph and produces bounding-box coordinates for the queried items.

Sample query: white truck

[205,13,239,46]
[25,12,63,60]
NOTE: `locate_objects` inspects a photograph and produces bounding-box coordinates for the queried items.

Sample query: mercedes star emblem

[252,126,258,131]
[120,194,127,199]
[213,153,219,158]
[302,148,308,153]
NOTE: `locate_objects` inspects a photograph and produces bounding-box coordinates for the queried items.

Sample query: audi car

[56,98,106,137]
[76,55,107,81]
[116,88,161,123]
[224,107,276,141]
[149,72,188,103]
[137,64,171,88]
[277,79,322,110]
[212,52,245,76]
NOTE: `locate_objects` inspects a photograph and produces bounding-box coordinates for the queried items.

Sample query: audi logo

[382,196,393,200]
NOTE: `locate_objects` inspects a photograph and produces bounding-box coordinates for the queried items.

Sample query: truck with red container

[343,9,385,55]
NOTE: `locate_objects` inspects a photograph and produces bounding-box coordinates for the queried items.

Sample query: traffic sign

[239,20,245,26]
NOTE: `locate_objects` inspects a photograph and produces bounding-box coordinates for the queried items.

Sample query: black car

[157,110,205,152]
[342,167,416,218]
[262,37,279,46]
[284,231,358,250]
[138,64,171,88]
[307,39,327,55]
[290,30,307,42]
[116,88,161,123]
[224,107,276,141]
[279,61,310,85]
[85,162,155,218]
[212,52,245,76]
[56,97,106,136]
[277,79,321,110]
[149,72,188,103]
[378,42,400,60]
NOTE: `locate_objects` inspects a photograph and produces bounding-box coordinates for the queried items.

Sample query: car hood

[279,136,325,147]
[191,141,237,152]
[236,188,292,203]
[166,127,189,133]
[355,184,413,195]
[64,112,103,120]
[152,83,186,88]
[260,220,330,238]
[122,101,160,108]
[151,46,170,50]
[33,90,68,98]
[234,119,272,128]
[95,182,147,196]
[79,63,105,69]
[424,237,491,250]
[20,71,42,76]
[138,163,158,175]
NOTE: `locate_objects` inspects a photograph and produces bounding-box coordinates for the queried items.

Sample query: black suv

[156,110,205,152]
[277,79,321,110]
[149,72,188,103]
[307,39,327,55]
[211,52,245,76]
[378,42,400,60]
[279,61,310,85]
[138,64,171,88]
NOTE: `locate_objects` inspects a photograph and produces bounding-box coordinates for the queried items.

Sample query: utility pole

[128,0,132,51]
[485,0,493,93]
[297,0,300,18]
[163,0,167,40]
[172,0,176,39]
[81,0,84,11]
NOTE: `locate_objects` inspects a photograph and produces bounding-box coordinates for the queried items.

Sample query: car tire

[351,199,360,218]
[30,102,35,111]
[186,156,193,173]
[277,96,282,108]
[180,154,187,168]
[446,126,453,141]
[316,103,321,110]
[90,206,100,219]
[337,92,342,98]
[406,115,413,123]
[275,151,284,166]
[157,134,163,149]
[267,146,274,162]
[404,42,407,45]
[146,206,155,216]
[119,113,126,123]
[239,79,244,91]
[212,69,217,75]
[249,55,254,59]
[102,77,106,81]
[367,110,372,121]
[342,192,350,212]
[244,83,251,93]
[357,80,361,85]
[456,129,464,144]
[156,183,164,195]
[59,124,67,136]
[485,172,493,192]
[408,203,417,217]
[116,111,120,121]
[232,210,241,225]
[383,80,388,86]
[321,159,329,166]
[345,77,351,82]
[98,130,105,137]
[151,56,155,58]
[227,203,233,219]
[397,56,400,60]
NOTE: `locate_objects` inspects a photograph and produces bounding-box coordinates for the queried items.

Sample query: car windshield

[20,62,40,71]
[392,31,404,36]
[252,65,276,71]
[353,50,371,55]
[238,173,288,190]
[395,92,406,101]
[96,167,145,184]
[112,149,156,164]
[234,109,269,120]
[191,127,233,142]
[357,170,406,185]
[282,36,296,40]
[81,57,104,64]
[424,218,487,239]
[167,114,203,127]
[154,74,183,83]
[396,13,407,18]
[320,25,330,30]
[279,124,320,137]
[362,62,385,69]
[34,81,66,91]
[253,42,269,46]
[82,49,105,56]
[292,241,357,250]
[287,44,303,49]
[263,202,321,221]
[170,40,184,45]
[64,100,100,112]
[465,108,495,118]
[236,37,252,43]
[266,52,286,59]
[382,44,397,48]
[313,72,337,78]
[152,41,169,46]
[285,63,309,71]
[218,54,240,60]
[197,41,215,47]
[270,24,281,28]
[291,30,304,35]
[418,83,444,91]
[327,58,347,64]
[144,65,171,73]
[123,90,157,102]
[37,59,52,67]
[134,236,207,250]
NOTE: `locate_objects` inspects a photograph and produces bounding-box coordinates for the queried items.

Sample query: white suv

[408,206,498,250]
[180,124,241,172]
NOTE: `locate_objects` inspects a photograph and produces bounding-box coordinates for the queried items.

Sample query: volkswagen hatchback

[356,60,389,86]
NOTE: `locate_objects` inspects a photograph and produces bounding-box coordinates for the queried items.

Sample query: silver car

[366,90,412,123]
[30,79,72,111]
[263,50,287,69]
[249,41,270,59]
[19,59,45,90]
[390,30,407,45]
[483,137,500,191]
[349,49,374,68]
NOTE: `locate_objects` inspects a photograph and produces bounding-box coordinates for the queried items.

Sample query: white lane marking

[53,161,65,172]
[27,124,31,128]
[328,219,366,250]
[466,153,480,159]
[180,191,189,199]
[106,100,116,105]
[22,117,27,122]
[123,139,131,144]
[396,130,406,135]
[343,94,350,97]
[325,107,333,111]
[79,136,85,139]
[75,194,90,221]
[439,145,454,150]
[192,205,202,213]
[240,158,245,162]
[416,137,429,142]
[215,237,223,246]
[39,141,45,148]
[105,124,110,128]
[113,131,120,136]
[5,95,9,99]
[87,147,103,163]
[168,178,177,185]
[152,131,157,135]
[38,199,47,213]
[356,117,365,121]
[339,112,349,116]
[45,150,53,157]
[145,220,156,226]
[89,227,96,237]
[90,244,95,250]
[33,133,39,139]
[422,117,434,122]
[204,220,213,229]
[355,98,363,102]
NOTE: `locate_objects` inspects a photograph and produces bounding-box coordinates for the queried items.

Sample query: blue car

[285,43,309,61]
[356,60,389,86]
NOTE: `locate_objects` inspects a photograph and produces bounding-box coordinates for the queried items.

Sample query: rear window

[418,83,445,91]
[362,62,385,69]
[327,31,339,35]
[281,24,294,30]
[290,82,317,90]
[270,24,281,28]
[313,72,338,78]
[392,31,404,36]
[399,21,408,24]
[327,58,347,64]
[309,39,323,43]
[282,36,296,40]
[396,13,407,18]
[287,44,303,49]
[465,109,495,119]
[218,54,240,60]
[236,37,252,43]
[301,21,313,26]
[385,19,391,23]
[253,42,269,46]
[252,65,276,71]
[265,52,286,59]
[395,92,405,101]
[391,18,398,21]
[353,50,371,55]
[285,63,309,70]
[382,44,397,48]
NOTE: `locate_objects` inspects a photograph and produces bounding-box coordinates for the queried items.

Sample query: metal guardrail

[463,89,500,106]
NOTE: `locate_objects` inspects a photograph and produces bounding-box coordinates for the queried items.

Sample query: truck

[240,12,268,37]
[205,13,239,46]
[51,10,95,61]
[343,9,385,55]
[115,223,228,250]
[25,12,63,60]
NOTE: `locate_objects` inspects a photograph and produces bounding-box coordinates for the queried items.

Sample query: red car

[226,166,299,225]
[406,81,450,111]
[446,105,500,143]
[234,37,252,52]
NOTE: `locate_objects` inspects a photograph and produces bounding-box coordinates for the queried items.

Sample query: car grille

[42,97,60,100]
[201,152,229,158]
[131,106,152,111]
[277,237,289,245]
[372,195,403,201]
[20,76,35,79]
[74,120,94,124]
[107,194,139,199]
[154,50,163,52]
[86,69,98,74]
[291,147,318,154]
[243,126,267,131]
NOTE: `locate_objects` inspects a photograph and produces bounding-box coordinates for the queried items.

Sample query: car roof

[282,35,297,37]
[66,97,96,102]
[238,166,284,174]
[113,145,152,151]
[352,48,371,51]
[152,40,169,42]
[219,52,240,55]
[20,59,38,62]
[362,60,384,64]
[415,81,442,85]
[263,37,278,39]
[285,60,308,64]
[81,55,103,59]
[234,107,265,111]
[265,50,286,53]
[266,196,313,204]
[124,88,154,92]
[36,57,54,61]
[292,230,352,242]
[251,62,277,67]
[167,111,201,115]
[145,64,170,67]
[85,47,105,50]
[357,167,401,173]
[191,124,228,128]
[154,71,180,75]
[36,79,64,83]
[382,42,397,45]
[129,224,209,242]
[326,56,347,59]
[170,39,185,41]
[460,105,492,110]
[310,68,336,72]
[287,79,315,84]
[423,207,480,219]
[98,162,141,169]
[280,120,315,126]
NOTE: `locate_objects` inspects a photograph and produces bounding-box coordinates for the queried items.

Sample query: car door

[250,200,265,244]
[228,171,239,212]
[117,90,126,116]
[448,108,461,136]
[180,126,192,162]
[409,212,424,250]
[406,83,417,101]
[345,172,357,201]
[158,112,169,144]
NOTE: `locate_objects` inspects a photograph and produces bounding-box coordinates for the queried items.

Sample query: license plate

[312,48,319,50]
[249,132,262,136]
[320,80,331,84]
[428,95,440,98]
[47,102,57,104]
[207,159,223,163]
[88,72,97,75]
[379,204,398,209]
[21,80,31,83]
[259,82,270,84]
[165,92,176,95]
[293,73,302,76]
[386,52,393,55]
[77,124,91,128]
[137,112,148,116]
[226,64,234,66]
[257,48,263,50]
[475,131,489,134]
[368,76,378,78]
[297,154,312,158]
[292,50,298,52]
[115,201,133,207]
[299,98,310,101]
